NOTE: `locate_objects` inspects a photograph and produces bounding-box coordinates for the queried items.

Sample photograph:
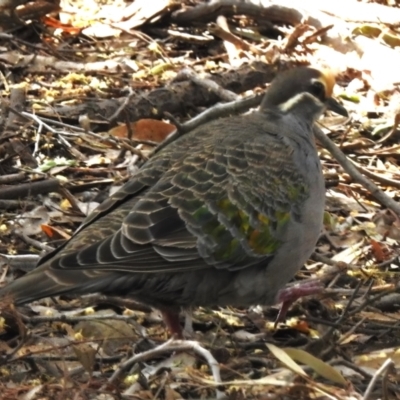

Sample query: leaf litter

[1,0,400,398]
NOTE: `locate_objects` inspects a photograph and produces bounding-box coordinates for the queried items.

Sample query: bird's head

[260,67,348,121]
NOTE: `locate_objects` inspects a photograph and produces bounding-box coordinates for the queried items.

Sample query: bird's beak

[325,97,348,117]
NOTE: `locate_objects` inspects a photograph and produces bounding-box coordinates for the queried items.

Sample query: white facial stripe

[277,92,324,113]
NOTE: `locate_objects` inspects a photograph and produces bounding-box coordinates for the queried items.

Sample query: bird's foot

[161,310,184,339]
[274,280,323,327]
[161,309,196,339]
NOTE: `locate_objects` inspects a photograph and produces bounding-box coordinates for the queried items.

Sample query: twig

[25,111,147,162]
[176,67,239,102]
[376,317,400,339]
[346,284,400,319]
[120,141,147,161]
[171,1,302,26]
[0,304,29,364]
[0,178,60,200]
[0,172,26,184]
[22,311,148,338]
[108,88,136,124]
[284,24,310,51]
[181,93,263,133]
[104,337,174,387]
[0,199,37,210]
[332,358,372,380]
[315,127,400,216]
[16,232,54,253]
[355,163,400,190]
[209,19,260,54]
[322,287,390,296]
[104,339,221,390]
[150,371,169,400]
[305,280,364,355]
[150,93,262,157]
[22,313,143,324]
[303,24,334,44]
[311,252,354,272]
[58,187,86,216]
[363,358,394,400]
[23,354,122,363]
[376,112,400,144]
[337,316,367,345]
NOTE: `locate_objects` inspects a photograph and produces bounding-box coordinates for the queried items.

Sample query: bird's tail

[0,263,113,306]
[0,267,73,305]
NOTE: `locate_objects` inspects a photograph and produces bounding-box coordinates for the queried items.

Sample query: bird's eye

[309,81,325,99]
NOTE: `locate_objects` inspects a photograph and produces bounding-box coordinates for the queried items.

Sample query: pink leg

[161,310,183,339]
[274,280,323,327]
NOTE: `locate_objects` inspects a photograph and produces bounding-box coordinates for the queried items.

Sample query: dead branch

[315,128,400,216]
[0,178,60,200]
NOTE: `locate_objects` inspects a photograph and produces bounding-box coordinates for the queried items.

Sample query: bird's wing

[42,116,309,274]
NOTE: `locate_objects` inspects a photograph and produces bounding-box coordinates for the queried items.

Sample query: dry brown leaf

[266,343,307,377]
[283,348,347,386]
[109,119,176,142]
[41,224,71,240]
[72,343,97,375]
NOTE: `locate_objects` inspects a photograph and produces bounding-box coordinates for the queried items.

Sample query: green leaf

[37,157,77,172]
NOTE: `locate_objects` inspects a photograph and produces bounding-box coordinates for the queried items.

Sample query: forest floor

[1,0,400,399]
